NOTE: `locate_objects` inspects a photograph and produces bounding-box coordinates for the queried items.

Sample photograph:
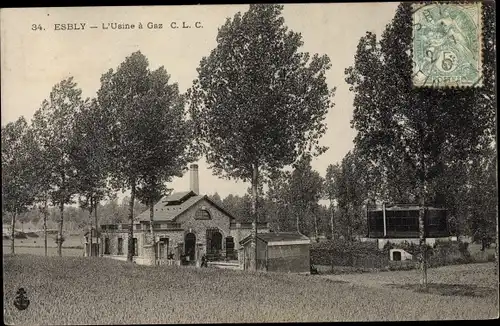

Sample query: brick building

[87,164,270,266]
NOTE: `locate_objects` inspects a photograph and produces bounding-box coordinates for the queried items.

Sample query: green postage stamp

[412,2,483,87]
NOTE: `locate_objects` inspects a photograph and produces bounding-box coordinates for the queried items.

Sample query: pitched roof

[239,232,311,245]
[163,191,196,203]
[135,192,236,222]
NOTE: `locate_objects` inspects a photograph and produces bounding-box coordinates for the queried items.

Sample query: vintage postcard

[1,2,497,324]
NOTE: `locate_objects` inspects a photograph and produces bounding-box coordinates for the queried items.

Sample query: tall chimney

[189,164,199,195]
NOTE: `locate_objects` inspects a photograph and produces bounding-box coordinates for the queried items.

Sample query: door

[184,233,196,262]
[159,238,169,259]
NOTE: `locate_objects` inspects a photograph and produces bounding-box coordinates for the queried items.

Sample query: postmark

[412,2,483,87]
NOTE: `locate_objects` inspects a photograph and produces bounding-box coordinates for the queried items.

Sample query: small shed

[239,232,311,273]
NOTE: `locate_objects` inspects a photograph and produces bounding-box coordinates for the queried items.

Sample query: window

[117,238,123,255]
[104,238,110,254]
[133,238,138,256]
[195,209,211,220]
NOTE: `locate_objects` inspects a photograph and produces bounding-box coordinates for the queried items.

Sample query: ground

[321,263,498,297]
[2,235,84,257]
[3,255,498,324]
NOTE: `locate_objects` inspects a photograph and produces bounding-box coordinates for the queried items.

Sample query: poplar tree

[188,4,335,270]
[31,77,84,256]
[345,3,495,288]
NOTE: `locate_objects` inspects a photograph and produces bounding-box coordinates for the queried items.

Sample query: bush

[310,239,388,269]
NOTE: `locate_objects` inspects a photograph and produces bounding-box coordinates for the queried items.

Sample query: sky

[1,3,399,202]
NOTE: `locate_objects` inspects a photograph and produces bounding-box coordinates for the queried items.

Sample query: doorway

[158,237,169,259]
[184,233,196,262]
[206,229,223,260]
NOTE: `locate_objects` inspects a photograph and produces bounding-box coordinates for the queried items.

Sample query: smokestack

[189,164,199,195]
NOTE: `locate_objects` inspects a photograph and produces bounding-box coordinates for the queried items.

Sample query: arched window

[195,209,211,220]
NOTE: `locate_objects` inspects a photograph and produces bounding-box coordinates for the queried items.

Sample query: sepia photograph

[1,2,498,324]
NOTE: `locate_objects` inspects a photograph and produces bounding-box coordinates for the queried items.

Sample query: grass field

[3,255,498,324]
[2,246,83,257]
[2,235,84,257]
[2,235,84,248]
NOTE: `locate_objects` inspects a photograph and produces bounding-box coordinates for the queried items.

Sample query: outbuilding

[239,232,311,274]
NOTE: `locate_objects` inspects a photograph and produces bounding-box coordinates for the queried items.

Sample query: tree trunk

[11,209,17,254]
[149,203,154,234]
[150,201,155,263]
[314,214,319,240]
[330,200,335,240]
[43,200,48,257]
[418,183,428,289]
[89,200,93,257]
[127,181,136,262]
[94,199,100,257]
[296,206,301,234]
[57,201,64,257]
[250,163,259,272]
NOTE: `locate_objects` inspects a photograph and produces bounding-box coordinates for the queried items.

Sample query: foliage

[1,117,38,254]
[311,239,389,268]
[131,64,195,220]
[264,158,329,237]
[1,117,38,217]
[30,77,84,255]
[208,193,223,207]
[288,155,325,236]
[188,4,335,263]
[345,2,496,286]
[345,2,495,204]
[220,194,253,223]
[97,51,196,258]
[70,98,113,221]
[325,151,368,240]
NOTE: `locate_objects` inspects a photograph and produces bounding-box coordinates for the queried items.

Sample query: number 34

[32,24,43,31]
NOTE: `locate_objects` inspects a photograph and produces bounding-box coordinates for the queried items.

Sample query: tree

[30,127,52,256]
[221,194,253,223]
[133,66,195,250]
[266,171,294,232]
[71,98,113,256]
[209,193,223,206]
[98,51,195,262]
[30,77,84,256]
[1,117,38,254]
[465,147,496,249]
[188,4,335,270]
[288,155,324,238]
[345,3,496,288]
[326,151,368,241]
[325,164,339,239]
